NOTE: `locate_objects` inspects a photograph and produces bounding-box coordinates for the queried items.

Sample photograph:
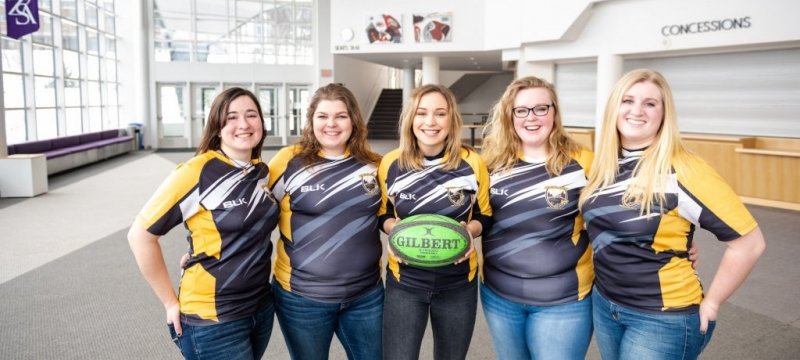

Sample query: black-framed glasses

[512,104,555,118]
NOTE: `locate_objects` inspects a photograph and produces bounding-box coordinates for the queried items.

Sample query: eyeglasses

[512,104,555,118]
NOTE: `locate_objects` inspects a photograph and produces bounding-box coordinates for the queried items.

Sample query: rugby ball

[388,214,471,267]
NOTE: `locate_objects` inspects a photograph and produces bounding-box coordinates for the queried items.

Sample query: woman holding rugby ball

[267,83,385,360]
[480,76,594,360]
[378,84,492,360]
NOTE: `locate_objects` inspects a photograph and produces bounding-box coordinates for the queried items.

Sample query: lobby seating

[7,129,135,175]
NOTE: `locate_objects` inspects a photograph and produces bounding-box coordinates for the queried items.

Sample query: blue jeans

[480,284,592,360]
[592,289,716,360]
[383,279,478,360]
[273,282,384,360]
[167,302,274,360]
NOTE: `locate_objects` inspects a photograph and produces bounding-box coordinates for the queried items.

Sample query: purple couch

[7,129,135,175]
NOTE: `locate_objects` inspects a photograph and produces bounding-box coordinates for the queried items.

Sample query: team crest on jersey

[544,186,568,209]
[445,186,466,207]
[360,173,379,196]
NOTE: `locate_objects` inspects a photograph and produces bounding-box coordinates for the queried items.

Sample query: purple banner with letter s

[5,0,39,39]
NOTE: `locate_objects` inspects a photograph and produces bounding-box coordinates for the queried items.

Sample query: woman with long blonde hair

[480,76,594,359]
[580,69,765,359]
[378,84,492,360]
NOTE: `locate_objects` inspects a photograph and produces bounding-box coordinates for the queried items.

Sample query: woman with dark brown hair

[128,87,279,359]
[267,83,384,360]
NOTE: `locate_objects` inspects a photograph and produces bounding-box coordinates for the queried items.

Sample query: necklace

[218,148,253,175]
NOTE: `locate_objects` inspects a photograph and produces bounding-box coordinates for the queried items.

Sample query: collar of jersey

[211,149,259,166]
[422,148,446,166]
[317,148,350,160]
[620,147,646,158]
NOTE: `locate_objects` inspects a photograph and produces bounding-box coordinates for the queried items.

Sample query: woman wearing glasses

[479,76,594,360]
[580,69,765,359]
[378,84,492,360]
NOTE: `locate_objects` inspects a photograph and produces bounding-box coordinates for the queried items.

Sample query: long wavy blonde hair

[482,76,580,175]
[579,69,691,214]
[397,84,470,171]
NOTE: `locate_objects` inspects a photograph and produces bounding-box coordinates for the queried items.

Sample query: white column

[595,54,623,147]
[421,56,440,85]
[0,46,7,158]
[403,65,415,107]
[517,60,555,83]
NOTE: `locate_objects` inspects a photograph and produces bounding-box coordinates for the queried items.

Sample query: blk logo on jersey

[446,186,466,207]
[223,198,249,209]
[490,187,509,196]
[360,173,379,196]
[399,193,417,200]
[301,184,326,193]
[544,186,568,209]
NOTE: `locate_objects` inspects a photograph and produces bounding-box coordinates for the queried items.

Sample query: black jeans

[382,279,478,360]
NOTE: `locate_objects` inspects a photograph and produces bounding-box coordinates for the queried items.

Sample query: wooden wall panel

[680,134,752,191]
[565,128,594,151]
[737,152,800,204]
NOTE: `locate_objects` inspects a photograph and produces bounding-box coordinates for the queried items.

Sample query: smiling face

[312,99,353,156]
[412,91,450,156]
[617,81,664,149]
[219,95,263,161]
[513,87,554,159]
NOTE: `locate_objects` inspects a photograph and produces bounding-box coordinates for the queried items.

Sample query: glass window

[39,0,52,12]
[87,30,100,55]
[36,109,58,140]
[105,36,116,58]
[88,107,102,132]
[105,59,117,82]
[106,83,118,106]
[104,106,119,129]
[65,79,81,107]
[5,110,27,144]
[204,42,233,63]
[155,0,314,65]
[2,37,23,73]
[87,55,100,80]
[32,14,54,46]
[103,0,115,13]
[86,3,99,28]
[62,20,79,50]
[33,45,55,76]
[3,74,25,108]
[65,108,83,135]
[104,14,115,33]
[64,50,81,79]
[62,0,78,20]
[88,81,101,106]
[35,76,57,107]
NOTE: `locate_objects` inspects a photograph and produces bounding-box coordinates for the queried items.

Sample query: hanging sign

[5,0,40,40]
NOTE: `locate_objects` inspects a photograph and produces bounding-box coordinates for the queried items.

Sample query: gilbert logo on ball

[388,214,471,267]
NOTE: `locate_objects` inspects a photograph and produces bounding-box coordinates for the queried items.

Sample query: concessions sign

[5,0,39,40]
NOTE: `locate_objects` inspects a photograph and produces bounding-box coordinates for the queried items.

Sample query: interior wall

[333,55,392,120]
[458,72,515,122]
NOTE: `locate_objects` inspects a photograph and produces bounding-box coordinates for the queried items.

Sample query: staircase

[367,89,403,140]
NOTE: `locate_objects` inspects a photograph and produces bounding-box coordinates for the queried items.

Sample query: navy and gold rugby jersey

[378,147,492,292]
[581,149,758,313]
[136,151,279,325]
[268,145,382,303]
[483,149,594,306]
